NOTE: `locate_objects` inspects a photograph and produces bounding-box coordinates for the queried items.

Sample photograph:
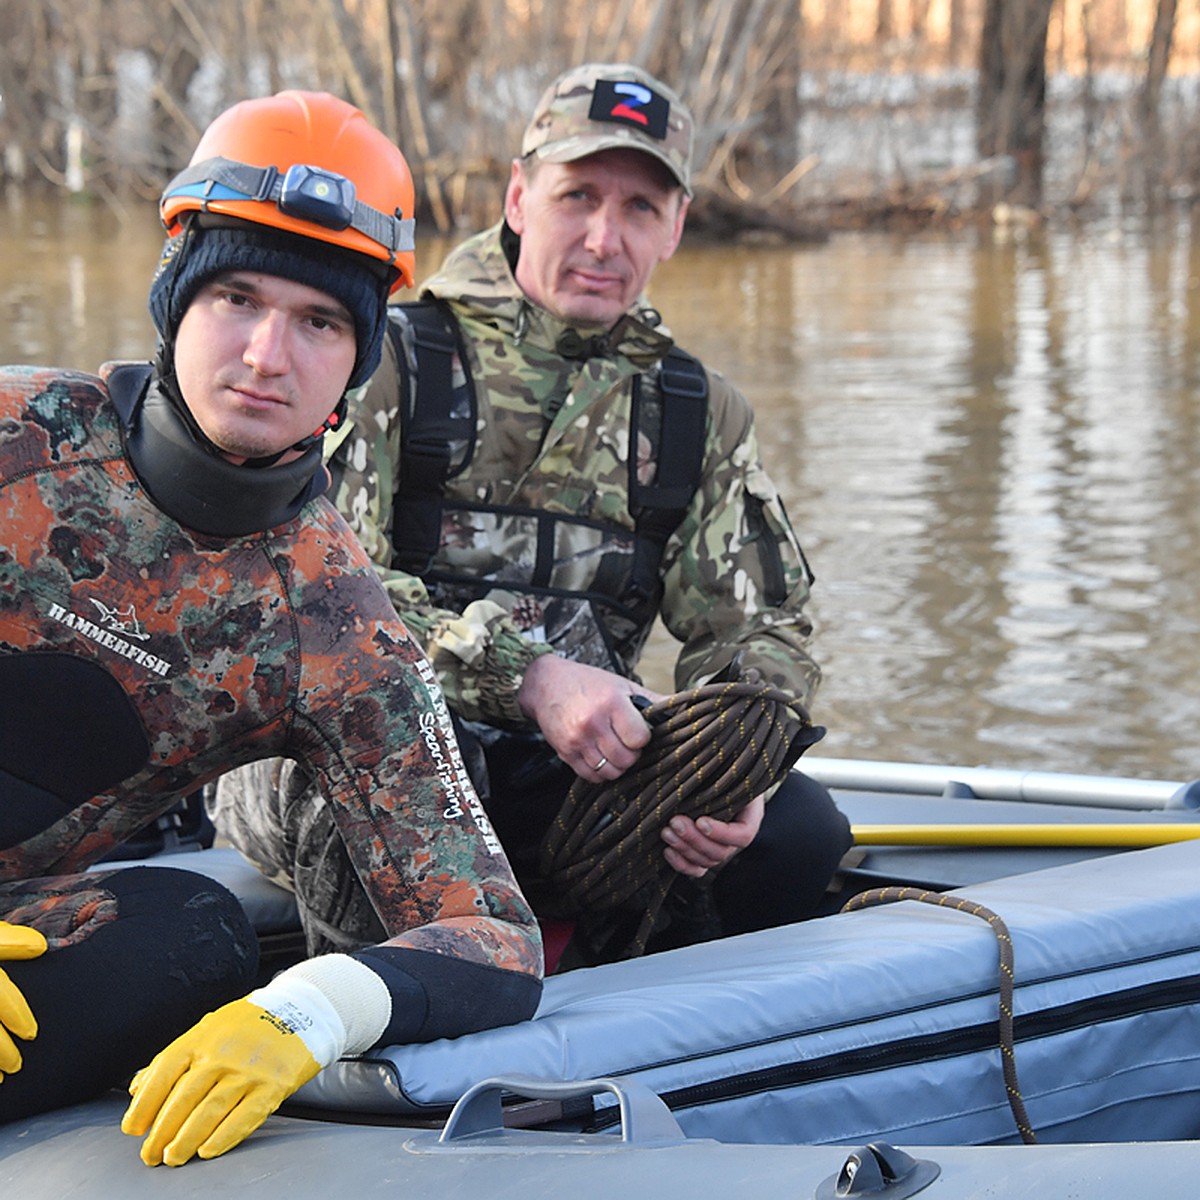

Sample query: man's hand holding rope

[662,792,765,878]
[537,664,826,957]
[517,654,759,878]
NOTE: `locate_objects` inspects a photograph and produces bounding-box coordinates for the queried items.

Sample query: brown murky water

[4,192,1197,782]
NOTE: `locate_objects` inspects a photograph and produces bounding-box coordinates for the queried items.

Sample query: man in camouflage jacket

[214,65,851,965]
[0,92,541,1161]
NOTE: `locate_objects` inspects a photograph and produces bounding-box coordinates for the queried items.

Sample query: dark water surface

[4,192,1197,782]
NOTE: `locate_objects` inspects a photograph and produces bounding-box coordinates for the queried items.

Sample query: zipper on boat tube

[584,970,1200,1136]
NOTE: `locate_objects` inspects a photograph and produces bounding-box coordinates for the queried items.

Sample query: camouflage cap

[521,62,693,195]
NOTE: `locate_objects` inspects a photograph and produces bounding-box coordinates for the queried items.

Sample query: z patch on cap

[588,79,671,141]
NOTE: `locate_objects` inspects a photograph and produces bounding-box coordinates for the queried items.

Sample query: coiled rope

[842,886,1037,1145]
[540,679,825,958]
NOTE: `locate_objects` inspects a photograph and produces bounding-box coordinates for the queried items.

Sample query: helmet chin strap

[272,392,349,463]
[237,398,344,468]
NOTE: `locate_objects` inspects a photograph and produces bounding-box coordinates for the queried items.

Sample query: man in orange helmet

[0,92,542,1164]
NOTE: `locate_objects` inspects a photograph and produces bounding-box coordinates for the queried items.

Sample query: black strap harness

[386,301,709,602]
[387,301,476,575]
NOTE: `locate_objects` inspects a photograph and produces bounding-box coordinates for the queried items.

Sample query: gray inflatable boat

[4,757,1199,1198]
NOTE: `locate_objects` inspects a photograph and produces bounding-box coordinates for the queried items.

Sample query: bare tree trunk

[947,0,968,66]
[759,5,802,181]
[1138,0,1177,129]
[143,0,204,178]
[66,1,119,190]
[0,3,52,181]
[912,0,931,36]
[1069,0,1101,209]
[1135,0,1178,207]
[976,0,1056,207]
[320,0,381,123]
[377,0,399,146]
[1079,0,1097,138]
[876,0,895,42]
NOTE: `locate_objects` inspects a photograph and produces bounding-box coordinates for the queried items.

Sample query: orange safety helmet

[160,90,415,292]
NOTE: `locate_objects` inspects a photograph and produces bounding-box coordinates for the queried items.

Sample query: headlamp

[278,164,356,231]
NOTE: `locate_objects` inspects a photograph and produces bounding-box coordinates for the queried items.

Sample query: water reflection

[651,219,1200,780]
[1,189,163,368]
[2,191,1197,780]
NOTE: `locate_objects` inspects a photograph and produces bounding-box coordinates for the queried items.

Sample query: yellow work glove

[122,995,322,1166]
[122,955,391,1167]
[0,919,47,1082]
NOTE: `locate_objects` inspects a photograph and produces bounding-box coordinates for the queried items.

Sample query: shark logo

[46,599,173,677]
[89,598,151,641]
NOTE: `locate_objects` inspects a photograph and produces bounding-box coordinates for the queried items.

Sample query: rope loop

[843,886,1037,1144]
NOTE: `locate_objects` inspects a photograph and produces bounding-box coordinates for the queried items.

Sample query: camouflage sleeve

[283,549,544,1039]
[326,331,550,727]
[660,370,822,706]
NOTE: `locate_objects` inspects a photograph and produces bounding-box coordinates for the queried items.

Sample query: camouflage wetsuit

[0,363,542,1114]
[214,222,851,958]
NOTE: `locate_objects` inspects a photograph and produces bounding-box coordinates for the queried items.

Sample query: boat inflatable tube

[296,839,1200,1147]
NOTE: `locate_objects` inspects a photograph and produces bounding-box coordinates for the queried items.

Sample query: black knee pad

[99,864,261,993]
[0,864,259,1123]
[712,772,851,936]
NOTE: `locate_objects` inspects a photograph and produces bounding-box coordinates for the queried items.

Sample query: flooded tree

[0,0,1194,228]
[974,0,1056,207]
[1136,0,1179,202]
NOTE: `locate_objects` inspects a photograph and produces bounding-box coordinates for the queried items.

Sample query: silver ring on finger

[592,756,608,772]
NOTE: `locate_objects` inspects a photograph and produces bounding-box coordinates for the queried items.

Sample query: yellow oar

[852,823,1200,848]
